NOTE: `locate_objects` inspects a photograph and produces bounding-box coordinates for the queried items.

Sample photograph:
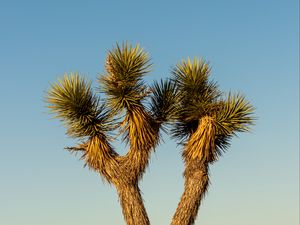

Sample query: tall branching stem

[46,43,177,225]
[117,183,150,225]
[170,58,254,225]
[171,116,214,225]
[171,160,209,225]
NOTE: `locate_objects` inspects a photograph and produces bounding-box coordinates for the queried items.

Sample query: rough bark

[171,116,215,225]
[116,183,150,225]
[171,160,209,225]
[77,106,159,225]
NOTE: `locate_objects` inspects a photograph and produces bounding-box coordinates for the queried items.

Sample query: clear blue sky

[0,0,298,224]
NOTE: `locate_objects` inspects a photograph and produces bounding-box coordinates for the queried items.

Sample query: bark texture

[74,106,159,225]
[171,116,215,225]
[171,160,209,225]
[117,183,150,225]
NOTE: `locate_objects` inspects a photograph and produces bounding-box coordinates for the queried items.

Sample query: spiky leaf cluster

[149,79,179,126]
[171,58,221,142]
[214,93,255,152]
[46,73,112,138]
[171,58,255,156]
[100,43,151,112]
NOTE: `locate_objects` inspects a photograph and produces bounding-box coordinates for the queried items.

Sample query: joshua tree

[170,58,255,225]
[46,43,177,225]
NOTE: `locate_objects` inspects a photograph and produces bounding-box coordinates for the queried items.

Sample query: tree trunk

[171,160,209,225]
[116,183,150,225]
[81,107,159,225]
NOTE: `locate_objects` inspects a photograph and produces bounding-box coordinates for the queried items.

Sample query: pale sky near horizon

[0,0,299,225]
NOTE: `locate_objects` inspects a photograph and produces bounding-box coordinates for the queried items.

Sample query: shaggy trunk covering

[117,183,150,225]
[171,160,209,225]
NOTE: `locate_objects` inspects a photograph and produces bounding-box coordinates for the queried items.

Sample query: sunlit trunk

[171,116,215,225]
[171,160,209,225]
[116,183,150,225]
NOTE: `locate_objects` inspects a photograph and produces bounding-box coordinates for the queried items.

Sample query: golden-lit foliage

[100,43,151,112]
[46,73,113,138]
[171,58,255,153]
[170,58,255,225]
[82,136,117,180]
[46,44,255,225]
[45,44,178,181]
[45,43,180,225]
[172,58,211,90]
[120,106,159,180]
[183,116,216,162]
[171,58,221,143]
[216,93,255,135]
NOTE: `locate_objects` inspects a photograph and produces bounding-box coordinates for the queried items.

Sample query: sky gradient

[0,0,299,224]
